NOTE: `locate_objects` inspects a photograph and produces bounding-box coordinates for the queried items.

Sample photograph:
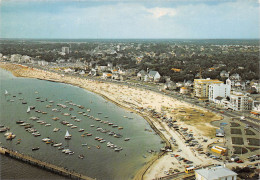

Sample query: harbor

[0,67,163,180]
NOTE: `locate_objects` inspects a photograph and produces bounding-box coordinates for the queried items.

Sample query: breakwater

[0,146,95,180]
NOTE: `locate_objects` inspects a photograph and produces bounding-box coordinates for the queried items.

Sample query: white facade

[229,92,252,111]
[209,83,231,102]
[148,71,161,82]
[62,47,70,54]
[195,166,237,180]
[11,54,22,62]
[20,55,31,63]
[38,61,49,66]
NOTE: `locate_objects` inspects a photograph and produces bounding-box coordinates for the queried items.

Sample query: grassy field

[172,107,221,137]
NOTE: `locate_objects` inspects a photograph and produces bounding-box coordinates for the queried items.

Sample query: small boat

[53,143,62,147]
[63,113,70,116]
[65,130,71,140]
[58,146,64,150]
[20,123,30,126]
[69,152,74,155]
[4,90,8,95]
[71,126,77,129]
[42,138,51,142]
[118,127,123,130]
[78,129,84,132]
[6,133,16,140]
[82,143,88,146]
[52,117,59,121]
[74,119,81,122]
[62,149,69,153]
[86,134,92,136]
[112,125,118,128]
[22,101,27,104]
[27,106,31,113]
[114,134,122,138]
[96,145,100,149]
[32,147,40,151]
[16,120,24,124]
[108,123,113,126]
[53,128,60,132]
[45,124,51,127]
[32,132,41,137]
[114,148,121,152]
[124,138,130,141]
[90,125,95,127]
[78,154,84,159]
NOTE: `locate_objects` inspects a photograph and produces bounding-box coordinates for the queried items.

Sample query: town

[0,39,259,180]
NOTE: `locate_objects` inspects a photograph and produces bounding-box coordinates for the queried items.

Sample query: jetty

[0,146,95,180]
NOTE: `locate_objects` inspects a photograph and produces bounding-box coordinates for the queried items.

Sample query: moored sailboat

[65,130,71,140]
[27,106,30,113]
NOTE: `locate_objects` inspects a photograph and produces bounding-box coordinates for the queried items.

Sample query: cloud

[146,7,177,19]
[1,1,259,39]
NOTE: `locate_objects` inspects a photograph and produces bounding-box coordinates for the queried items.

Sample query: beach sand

[0,62,223,179]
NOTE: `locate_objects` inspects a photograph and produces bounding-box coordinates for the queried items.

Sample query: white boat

[27,106,31,113]
[53,128,60,132]
[5,90,8,95]
[82,143,88,146]
[65,130,71,140]
[53,143,62,147]
[42,138,51,142]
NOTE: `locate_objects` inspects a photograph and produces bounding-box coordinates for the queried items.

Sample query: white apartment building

[229,92,252,111]
[195,166,237,180]
[194,78,223,99]
[10,54,22,62]
[62,47,70,54]
[209,83,231,102]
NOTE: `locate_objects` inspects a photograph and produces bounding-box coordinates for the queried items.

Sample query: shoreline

[0,62,222,179]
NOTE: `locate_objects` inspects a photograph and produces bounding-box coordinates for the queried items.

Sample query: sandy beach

[0,62,223,179]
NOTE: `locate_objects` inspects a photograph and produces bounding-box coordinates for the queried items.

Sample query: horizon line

[1,38,259,40]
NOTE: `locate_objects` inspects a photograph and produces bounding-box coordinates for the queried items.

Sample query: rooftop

[195,166,237,180]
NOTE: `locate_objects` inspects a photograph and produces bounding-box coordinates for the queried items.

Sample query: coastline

[0,62,222,179]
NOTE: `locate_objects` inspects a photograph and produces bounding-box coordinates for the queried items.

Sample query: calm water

[0,68,162,180]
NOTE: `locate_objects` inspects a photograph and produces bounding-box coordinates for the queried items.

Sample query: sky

[0,0,259,39]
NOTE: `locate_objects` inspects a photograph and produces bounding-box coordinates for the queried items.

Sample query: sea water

[0,68,162,180]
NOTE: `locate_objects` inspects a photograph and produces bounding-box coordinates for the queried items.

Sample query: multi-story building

[194,78,223,100]
[229,92,252,111]
[209,83,231,102]
[62,47,70,54]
